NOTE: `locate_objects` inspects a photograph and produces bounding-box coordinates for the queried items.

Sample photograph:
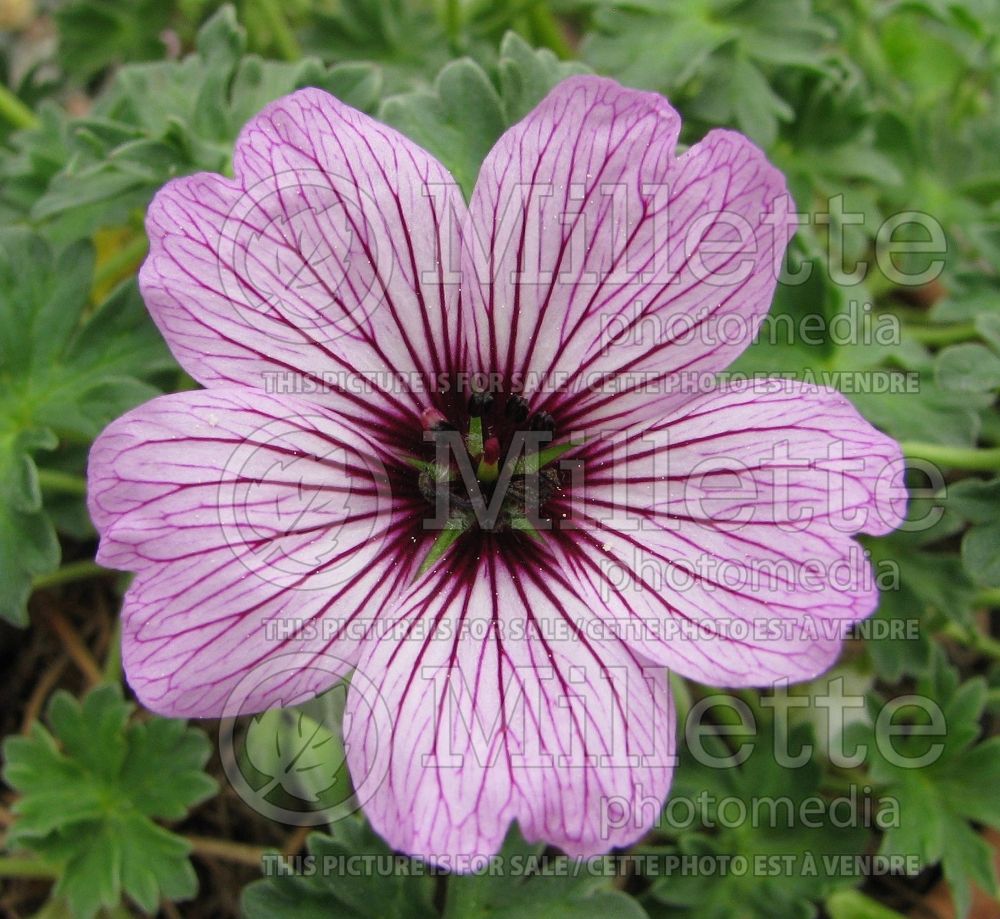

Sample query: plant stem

[0,82,38,131]
[43,609,104,687]
[974,587,1000,607]
[444,0,462,48]
[525,3,573,58]
[92,233,148,295]
[36,468,87,497]
[900,441,1000,471]
[904,321,978,346]
[0,856,58,879]
[104,617,123,684]
[941,622,1000,661]
[281,825,311,858]
[253,0,302,61]
[186,835,266,868]
[33,560,111,591]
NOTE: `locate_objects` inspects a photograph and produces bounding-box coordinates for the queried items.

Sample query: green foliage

[300,0,453,93]
[935,340,1000,392]
[55,0,179,84]
[29,7,382,240]
[380,32,588,197]
[648,719,869,919]
[852,652,1000,918]
[582,0,836,146]
[948,477,1000,587]
[0,104,72,225]
[241,817,437,919]
[381,57,507,198]
[0,230,171,624]
[2,685,218,918]
[242,822,648,919]
[445,832,649,919]
[0,426,60,626]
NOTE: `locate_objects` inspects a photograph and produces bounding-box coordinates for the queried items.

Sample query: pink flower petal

[88,388,419,716]
[462,75,792,431]
[345,544,674,861]
[139,87,467,446]
[546,380,906,687]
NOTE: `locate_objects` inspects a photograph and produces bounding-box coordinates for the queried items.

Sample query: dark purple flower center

[416,391,565,536]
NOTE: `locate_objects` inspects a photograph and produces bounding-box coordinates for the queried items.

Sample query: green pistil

[477,456,499,482]
[476,436,501,483]
[407,439,575,479]
[417,516,470,576]
[508,515,543,540]
[467,416,484,458]
[513,439,580,475]
[404,455,435,473]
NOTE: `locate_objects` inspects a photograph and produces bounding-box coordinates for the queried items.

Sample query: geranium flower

[88,76,905,862]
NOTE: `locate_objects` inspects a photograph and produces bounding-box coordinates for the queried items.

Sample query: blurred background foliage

[0,1,999,917]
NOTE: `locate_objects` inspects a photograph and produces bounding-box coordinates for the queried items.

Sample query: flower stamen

[413,392,566,543]
[504,394,530,422]
[477,436,501,483]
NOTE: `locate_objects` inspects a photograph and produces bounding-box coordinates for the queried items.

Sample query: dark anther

[419,466,474,513]
[504,394,530,422]
[429,419,457,433]
[505,467,562,524]
[468,391,495,418]
[528,411,555,433]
